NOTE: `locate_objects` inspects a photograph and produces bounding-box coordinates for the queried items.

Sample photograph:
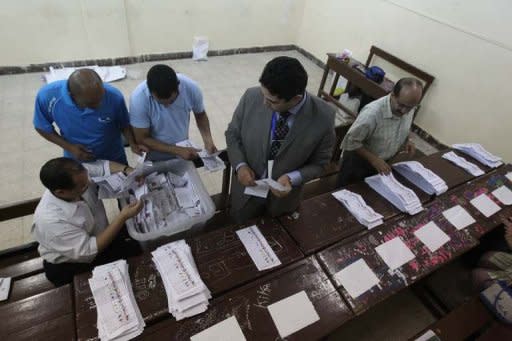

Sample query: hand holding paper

[270,175,292,198]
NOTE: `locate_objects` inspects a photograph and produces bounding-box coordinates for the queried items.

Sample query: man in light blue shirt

[129,64,217,161]
[33,69,144,165]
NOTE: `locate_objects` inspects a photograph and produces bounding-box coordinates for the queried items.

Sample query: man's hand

[404,140,416,156]
[120,200,144,220]
[69,144,95,161]
[503,216,512,249]
[270,175,292,198]
[175,146,200,160]
[369,156,392,174]
[130,143,149,156]
[204,141,218,155]
[237,165,256,187]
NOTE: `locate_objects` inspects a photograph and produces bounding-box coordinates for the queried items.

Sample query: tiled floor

[0,50,439,340]
[0,50,331,250]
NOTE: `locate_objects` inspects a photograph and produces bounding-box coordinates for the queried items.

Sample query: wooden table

[74,218,304,340]
[140,257,353,340]
[317,165,512,315]
[0,284,75,340]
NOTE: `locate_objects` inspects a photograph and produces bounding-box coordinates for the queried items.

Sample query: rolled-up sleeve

[342,111,376,151]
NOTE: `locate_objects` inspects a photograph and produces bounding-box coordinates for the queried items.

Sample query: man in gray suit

[225,56,336,223]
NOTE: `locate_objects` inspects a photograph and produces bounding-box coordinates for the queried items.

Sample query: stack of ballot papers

[365,173,423,215]
[152,240,211,320]
[453,143,503,168]
[176,139,225,172]
[442,151,484,176]
[132,171,204,233]
[392,161,448,195]
[331,189,383,229]
[88,260,145,340]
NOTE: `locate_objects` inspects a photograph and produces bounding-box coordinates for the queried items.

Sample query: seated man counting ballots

[337,78,423,186]
[32,158,143,286]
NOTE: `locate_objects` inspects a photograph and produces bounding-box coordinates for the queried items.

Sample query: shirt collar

[383,94,400,120]
[287,92,307,115]
[43,189,80,219]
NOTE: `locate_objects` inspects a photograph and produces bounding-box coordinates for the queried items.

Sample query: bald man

[337,78,424,186]
[34,69,143,164]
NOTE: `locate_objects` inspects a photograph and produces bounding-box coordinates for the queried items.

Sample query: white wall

[0,0,304,65]
[296,0,512,161]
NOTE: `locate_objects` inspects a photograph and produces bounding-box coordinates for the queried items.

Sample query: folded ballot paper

[392,161,448,195]
[88,260,145,341]
[365,173,423,215]
[152,240,211,320]
[442,151,484,176]
[452,143,503,168]
[92,159,148,199]
[176,139,225,172]
[331,189,383,229]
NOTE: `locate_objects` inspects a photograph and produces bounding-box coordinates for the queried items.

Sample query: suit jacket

[225,87,336,216]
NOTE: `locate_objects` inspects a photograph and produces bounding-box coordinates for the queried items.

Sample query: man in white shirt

[32,157,143,286]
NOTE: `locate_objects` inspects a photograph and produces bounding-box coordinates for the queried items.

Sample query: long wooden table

[3,151,510,340]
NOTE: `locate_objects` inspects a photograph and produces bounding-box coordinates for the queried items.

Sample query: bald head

[390,78,423,116]
[68,69,104,109]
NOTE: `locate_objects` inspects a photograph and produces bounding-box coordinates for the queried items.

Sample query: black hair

[259,56,308,101]
[392,77,424,96]
[147,64,179,99]
[39,157,86,192]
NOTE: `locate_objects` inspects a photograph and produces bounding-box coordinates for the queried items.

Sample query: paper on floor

[267,291,320,338]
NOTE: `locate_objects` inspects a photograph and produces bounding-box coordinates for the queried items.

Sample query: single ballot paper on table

[375,237,416,270]
[470,193,501,218]
[414,221,451,253]
[236,225,281,271]
[190,316,246,341]
[442,205,476,230]
[0,277,12,301]
[334,259,380,299]
[267,290,320,338]
[491,186,512,205]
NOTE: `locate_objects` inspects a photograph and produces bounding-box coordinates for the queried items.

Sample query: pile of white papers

[392,161,448,195]
[152,240,211,320]
[332,189,383,229]
[132,171,204,233]
[453,143,503,168]
[88,260,145,341]
[236,225,282,271]
[365,173,423,215]
[43,65,126,83]
[442,151,484,176]
[176,139,225,172]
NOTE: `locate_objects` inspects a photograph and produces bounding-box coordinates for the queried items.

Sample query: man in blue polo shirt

[130,64,217,161]
[33,69,143,165]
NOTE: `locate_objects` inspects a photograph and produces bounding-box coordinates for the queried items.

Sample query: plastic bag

[192,36,209,61]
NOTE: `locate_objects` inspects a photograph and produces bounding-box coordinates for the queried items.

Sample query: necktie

[269,112,291,160]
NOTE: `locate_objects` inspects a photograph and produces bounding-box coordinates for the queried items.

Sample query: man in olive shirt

[337,78,423,186]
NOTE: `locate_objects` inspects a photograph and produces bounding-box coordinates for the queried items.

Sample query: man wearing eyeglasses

[130,64,217,161]
[337,78,423,186]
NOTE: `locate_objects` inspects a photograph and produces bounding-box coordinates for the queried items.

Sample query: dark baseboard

[0,44,296,75]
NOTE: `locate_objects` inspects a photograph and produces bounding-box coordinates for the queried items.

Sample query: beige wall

[296,0,512,161]
[0,0,304,65]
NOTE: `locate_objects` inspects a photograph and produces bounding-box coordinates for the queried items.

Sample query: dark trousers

[43,230,142,287]
[337,151,377,187]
